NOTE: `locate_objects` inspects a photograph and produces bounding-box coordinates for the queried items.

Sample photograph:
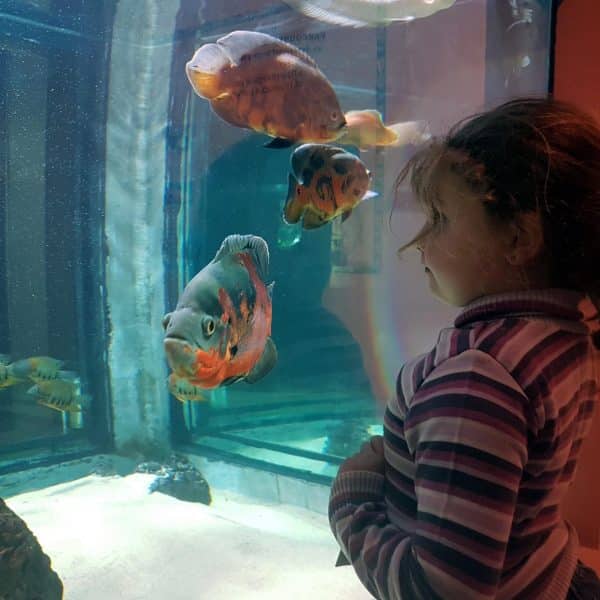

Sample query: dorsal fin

[213,234,270,282]
[216,30,318,69]
[346,109,383,120]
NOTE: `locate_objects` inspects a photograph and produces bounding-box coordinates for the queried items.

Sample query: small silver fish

[282,0,456,27]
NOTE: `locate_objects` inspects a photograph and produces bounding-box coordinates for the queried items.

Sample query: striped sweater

[329,289,600,599]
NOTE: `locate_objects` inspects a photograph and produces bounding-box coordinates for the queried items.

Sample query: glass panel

[0,1,114,466]
[166,0,555,480]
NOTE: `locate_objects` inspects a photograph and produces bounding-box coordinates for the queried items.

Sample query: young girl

[328,97,600,599]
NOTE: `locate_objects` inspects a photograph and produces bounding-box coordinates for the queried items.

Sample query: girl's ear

[506,211,544,266]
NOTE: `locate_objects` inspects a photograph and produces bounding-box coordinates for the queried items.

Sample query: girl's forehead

[417,163,475,213]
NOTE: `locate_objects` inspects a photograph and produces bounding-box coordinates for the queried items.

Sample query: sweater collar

[455,289,599,332]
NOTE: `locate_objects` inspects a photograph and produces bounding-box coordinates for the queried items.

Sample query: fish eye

[202,316,216,337]
[330,111,339,121]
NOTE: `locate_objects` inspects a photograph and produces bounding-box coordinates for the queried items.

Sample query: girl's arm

[329,349,528,599]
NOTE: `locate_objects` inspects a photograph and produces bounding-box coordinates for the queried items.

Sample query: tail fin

[385,120,432,147]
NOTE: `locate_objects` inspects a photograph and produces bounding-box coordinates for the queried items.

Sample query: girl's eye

[431,210,447,227]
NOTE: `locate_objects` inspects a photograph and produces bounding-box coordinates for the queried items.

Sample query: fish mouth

[165,332,188,342]
[164,338,197,378]
[164,336,227,385]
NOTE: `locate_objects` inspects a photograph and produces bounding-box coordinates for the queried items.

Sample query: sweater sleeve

[328,349,529,599]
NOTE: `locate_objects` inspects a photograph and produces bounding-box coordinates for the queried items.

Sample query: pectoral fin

[245,337,277,383]
[221,375,245,386]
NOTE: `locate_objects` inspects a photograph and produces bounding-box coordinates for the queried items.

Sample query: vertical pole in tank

[68,410,84,430]
[210,387,228,409]
[61,411,69,434]
[373,25,387,273]
[105,0,181,453]
[182,400,193,431]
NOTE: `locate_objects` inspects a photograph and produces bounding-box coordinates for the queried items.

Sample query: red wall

[554,0,600,549]
[554,0,600,119]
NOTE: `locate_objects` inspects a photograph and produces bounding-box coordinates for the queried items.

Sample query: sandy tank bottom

[5,473,369,599]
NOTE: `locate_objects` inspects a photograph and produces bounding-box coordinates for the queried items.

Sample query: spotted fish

[283,143,377,229]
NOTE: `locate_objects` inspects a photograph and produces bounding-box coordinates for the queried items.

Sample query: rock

[0,498,63,600]
[134,460,163,474]
[149,470,212,504]
[136,454,212,505]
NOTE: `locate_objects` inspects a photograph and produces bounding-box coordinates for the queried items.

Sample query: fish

[163,234,277,389]
[0,365,23,389]
[283,143,377,229]
[336,110,431,150]
[185,30,346,148]
[8,356,62,381]
[0,356,77,391]
[281,0,456,27]
[27,379,88,413]
[167,373,208,403]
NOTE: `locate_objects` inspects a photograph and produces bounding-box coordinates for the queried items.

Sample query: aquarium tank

[0,0,559,597]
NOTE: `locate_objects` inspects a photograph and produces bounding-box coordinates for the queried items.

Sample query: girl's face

[416,170,517,307]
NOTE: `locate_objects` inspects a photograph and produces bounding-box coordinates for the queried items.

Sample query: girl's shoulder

[401,315,586,394]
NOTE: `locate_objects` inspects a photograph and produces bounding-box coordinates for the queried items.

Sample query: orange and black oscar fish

[185,30,346,148]
[163,235,277,389]
[283,143,377,229]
